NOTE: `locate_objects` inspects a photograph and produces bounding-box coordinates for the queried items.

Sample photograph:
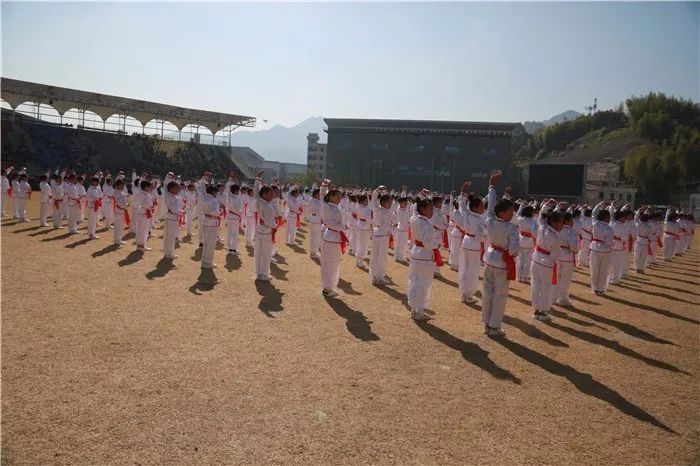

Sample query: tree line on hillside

[512,92,700,204]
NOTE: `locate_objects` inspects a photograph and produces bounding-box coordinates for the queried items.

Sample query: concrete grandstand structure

[0,77,255,143]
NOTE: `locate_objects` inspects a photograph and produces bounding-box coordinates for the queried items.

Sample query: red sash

[146,208,154,220]
[115,205,131,227]
[54,198,62,209]
[535,245,558,285]
[415,240,443,266]
[665,231,680,239]
[6,187,12,197]
[520,231,535,239]
[276,216,285,227]
[27,188,32,200]
[296,210,302,229]
[93,198,103,212]
[481,242,485,263]
[178,212,185,227]
[389,233,395,249]
[657,237,662,248]
[491,245,516,280]
[328,227,349,254]
[351,212,358,220]
[627,235,633,252]
[260,218,278,243]
[408,227,412,241]
[205,213,221,227]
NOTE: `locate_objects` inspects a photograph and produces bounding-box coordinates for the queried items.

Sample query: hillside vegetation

[513,93,700,204]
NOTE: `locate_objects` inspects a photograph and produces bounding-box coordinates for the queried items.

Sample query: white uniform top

[114,190,128,212]
[52,182,64,204]
[483,186,519,269]
[580,216,593,240]
[457,195,486,251]
[286,195,301,217]
[321,201,346,242]
[244,194,257,218]
[531,224,561,267]
[395,206,411,231]
[610,220,627,251]
[76,183,87,200]
[86,186,103,210]
[410,214,442,261]
[11,180,19,198]
[517,213,538,249]
[559,225,579,263]
[589,202,614,252]
[371,192,392,237]
[134,190,154,216]
[183,190,197,212]
[164,192,182,221]
[103,184,115,203]
[309,197,322,224]
[200,194,220,227]
[40,181,52,203]
[1,176,8,194]
[355,204,372,231]
[227,192,244,221]
[17,181,31,199]
[64,183,80,207]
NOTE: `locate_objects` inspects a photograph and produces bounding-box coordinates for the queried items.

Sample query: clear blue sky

[2,2,698,129]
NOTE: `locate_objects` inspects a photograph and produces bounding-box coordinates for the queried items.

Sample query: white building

[306,133,327,178]
[585,160,638,206]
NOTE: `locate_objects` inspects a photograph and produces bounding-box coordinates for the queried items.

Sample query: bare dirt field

[2,198,699,465]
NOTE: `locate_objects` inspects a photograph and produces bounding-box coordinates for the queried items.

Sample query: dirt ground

[1,198,698,465]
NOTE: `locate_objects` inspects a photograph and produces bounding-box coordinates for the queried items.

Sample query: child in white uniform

[530,209,563,321]
[308,188,323,259]
[200,185,220,268]
[457,182,485,304]
[85,177,103,239]
[39,174,52,226]
[369,187,393,285]
[516,203,537,283]
[555,212,579,306]
[112,179,130,246]
[408,198,443,320]
[16,174,32,222]
[254,175,278,281]
[320,185,347,297]
[394,197,411,263]
[481,173,519,337]
[354,195,372,268]
[163,181,182,260]
[589,202,614,295]
[226,183,244,255]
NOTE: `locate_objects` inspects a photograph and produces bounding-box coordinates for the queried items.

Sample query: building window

[598,192,604,199]
[372,143,389,152]
[445,145,460,154]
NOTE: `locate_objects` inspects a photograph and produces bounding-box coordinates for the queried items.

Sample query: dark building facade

[324,118,520,193]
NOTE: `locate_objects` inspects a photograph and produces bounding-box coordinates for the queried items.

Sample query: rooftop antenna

[585,97,598,115]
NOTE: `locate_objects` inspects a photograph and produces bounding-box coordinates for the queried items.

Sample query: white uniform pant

[348,226,357,253]
[320,239,342,291]
[355,229,371,263]
[79,203,85,223]
[16,198,27,221]
[309,222,322,255]
[201,224,218,267]
[245,216,256,245]
[634,242,650,271]
[135,215,150,247]
[458,248,481,298]
[113,212,126,243]
[407,257,434,311]
[254,232,274,278]
[555,261,575,303]
[60,201,67,221]
[103,201,114,226]
[516,248,533,281]
[163,218,178,258]
[609,249,626,282]
[1,193,8,215]
[12,196,18,217]
[185,210,194,236]
[590,250,611,293]
[663,236,676,261]
[531,261,555,312]
[579,239,591,266]
[394,229,409,262]
[227,217,241,251]
[53,203,63,228]
[370,235,389,280]
[482,266,509,329]
[448,233,463,268]
[649,239,659,263]
[39,201,50,225]
[285,215,297,244]
[68,205,80,233]
[87,209,99,236]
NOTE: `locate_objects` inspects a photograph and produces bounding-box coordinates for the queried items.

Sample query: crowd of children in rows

[1,166,694,337]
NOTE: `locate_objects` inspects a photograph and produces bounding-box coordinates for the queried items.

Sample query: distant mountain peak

[523,110,582,134]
